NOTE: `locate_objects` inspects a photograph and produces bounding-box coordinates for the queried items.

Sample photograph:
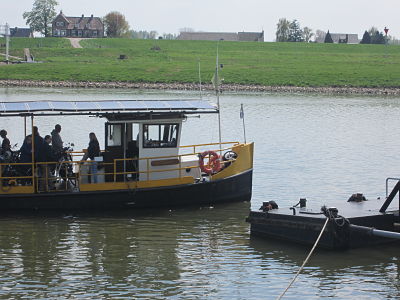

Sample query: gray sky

[2,0,399,40]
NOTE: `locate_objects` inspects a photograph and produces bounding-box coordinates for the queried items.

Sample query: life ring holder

[1,179,16,192]
[199,151,221,175]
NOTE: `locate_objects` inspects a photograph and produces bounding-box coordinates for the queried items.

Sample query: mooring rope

[276,217,329,300]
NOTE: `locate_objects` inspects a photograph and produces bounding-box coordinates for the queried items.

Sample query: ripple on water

[0,89,399,299]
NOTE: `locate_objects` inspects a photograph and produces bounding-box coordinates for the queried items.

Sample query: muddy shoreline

[1,79,400,95]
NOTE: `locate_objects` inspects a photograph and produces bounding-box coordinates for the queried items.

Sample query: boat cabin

[102,115,200,182]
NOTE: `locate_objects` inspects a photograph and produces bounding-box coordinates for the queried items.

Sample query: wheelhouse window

[107,124,122,146]
[143,124,179,148]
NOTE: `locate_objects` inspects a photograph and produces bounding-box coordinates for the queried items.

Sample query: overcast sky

[2,0,399,41]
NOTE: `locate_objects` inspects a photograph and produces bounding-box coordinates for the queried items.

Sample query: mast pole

[198,58,202,99]
[241,103,247,143]
[5,23,9,64]
[31,116,35,192]
[216,41,222,154]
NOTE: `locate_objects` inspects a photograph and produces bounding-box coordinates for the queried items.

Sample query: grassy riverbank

[0,38,399,88]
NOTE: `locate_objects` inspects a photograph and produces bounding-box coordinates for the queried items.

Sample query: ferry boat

[0,99,253,210]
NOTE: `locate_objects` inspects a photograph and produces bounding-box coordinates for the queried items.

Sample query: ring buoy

[199,151,221,175]
[1,179,15,192]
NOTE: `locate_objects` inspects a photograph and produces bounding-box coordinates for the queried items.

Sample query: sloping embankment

[1,79,400,95]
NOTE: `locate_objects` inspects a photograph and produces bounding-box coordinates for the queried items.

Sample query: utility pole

[5,23,10,64]
[384,27,389,58]
[216,40,222,154]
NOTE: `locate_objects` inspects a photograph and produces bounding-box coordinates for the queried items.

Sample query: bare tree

[103,11,130,38]
[368,26,379,36]
[302,27,314,42]
[276,18,290,42]
[162,33,176,40]
[179,27,195,33]
[131,30,160,39]
[315,30,326,42]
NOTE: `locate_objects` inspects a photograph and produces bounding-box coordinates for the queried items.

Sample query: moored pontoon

[246,180,400,250]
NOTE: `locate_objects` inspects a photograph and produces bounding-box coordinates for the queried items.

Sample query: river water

[0,87,399,299]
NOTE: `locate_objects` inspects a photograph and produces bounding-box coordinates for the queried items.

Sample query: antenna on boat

[212,39,223,154]
[240,103,247,143]
[198,58,202,99]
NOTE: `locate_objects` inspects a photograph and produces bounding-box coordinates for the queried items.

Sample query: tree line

[276,17,392,44]
[275,18,313,42]
[360,27,387,44]
[21,1,399,43]
[22,0,176,39]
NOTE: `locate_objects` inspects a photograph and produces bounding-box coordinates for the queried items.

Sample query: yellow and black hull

[0,169,252,211]
[0,143,254,211]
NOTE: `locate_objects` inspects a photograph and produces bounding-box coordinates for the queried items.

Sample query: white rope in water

[276,217,329,300]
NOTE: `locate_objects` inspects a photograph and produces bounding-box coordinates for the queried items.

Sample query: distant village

[3,8,397,45]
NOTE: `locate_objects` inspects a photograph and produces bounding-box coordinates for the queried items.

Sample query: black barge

[246,179,400,250]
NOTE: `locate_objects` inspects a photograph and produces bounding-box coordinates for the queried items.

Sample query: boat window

[107,124,122,146]
[143,124,179,148]
[131,123,140,141]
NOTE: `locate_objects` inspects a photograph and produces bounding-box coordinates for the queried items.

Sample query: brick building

[52,11,104,38]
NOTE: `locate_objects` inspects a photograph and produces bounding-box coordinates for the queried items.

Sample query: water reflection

[0,202,251,298]
[0,87,400,299]
[249,236,400,299]
[0,201,399,299]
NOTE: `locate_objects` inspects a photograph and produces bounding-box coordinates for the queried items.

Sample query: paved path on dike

[0,53,22,60]
[68,38,83,48]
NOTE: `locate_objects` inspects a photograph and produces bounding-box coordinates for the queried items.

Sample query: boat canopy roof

[0,99,218,117]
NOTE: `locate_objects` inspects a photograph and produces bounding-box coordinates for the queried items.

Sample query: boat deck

[269,198,399,219]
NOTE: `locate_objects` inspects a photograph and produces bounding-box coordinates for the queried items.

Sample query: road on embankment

[68,38,83,48]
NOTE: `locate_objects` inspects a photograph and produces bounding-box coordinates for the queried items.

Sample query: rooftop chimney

[91,14,93,18]
[81,14,84,18]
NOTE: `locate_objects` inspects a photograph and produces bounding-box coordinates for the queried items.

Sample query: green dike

[0,37,399,87]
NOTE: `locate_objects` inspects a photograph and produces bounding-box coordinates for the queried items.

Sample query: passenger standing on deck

[44,135,55,158]
[81,132,100,183]
[20,135,32,164]
[51,124,63,159]
[19,135,33,184]
[33,126,46,190]
[33,127,46,162]
[44,135,56,189]
[0,129,11,154]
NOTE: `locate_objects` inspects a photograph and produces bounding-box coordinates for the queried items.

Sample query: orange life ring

[199,151,221,175]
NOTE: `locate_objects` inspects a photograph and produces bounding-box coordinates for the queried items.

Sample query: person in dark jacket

[44,135,56,162]
[19,135,32,164]
[0,129,11,154]
[32,126,46,162]
[32,126,46,190]
[51,124,63,158]
[19,135,33,182]
[81,132,100,183]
